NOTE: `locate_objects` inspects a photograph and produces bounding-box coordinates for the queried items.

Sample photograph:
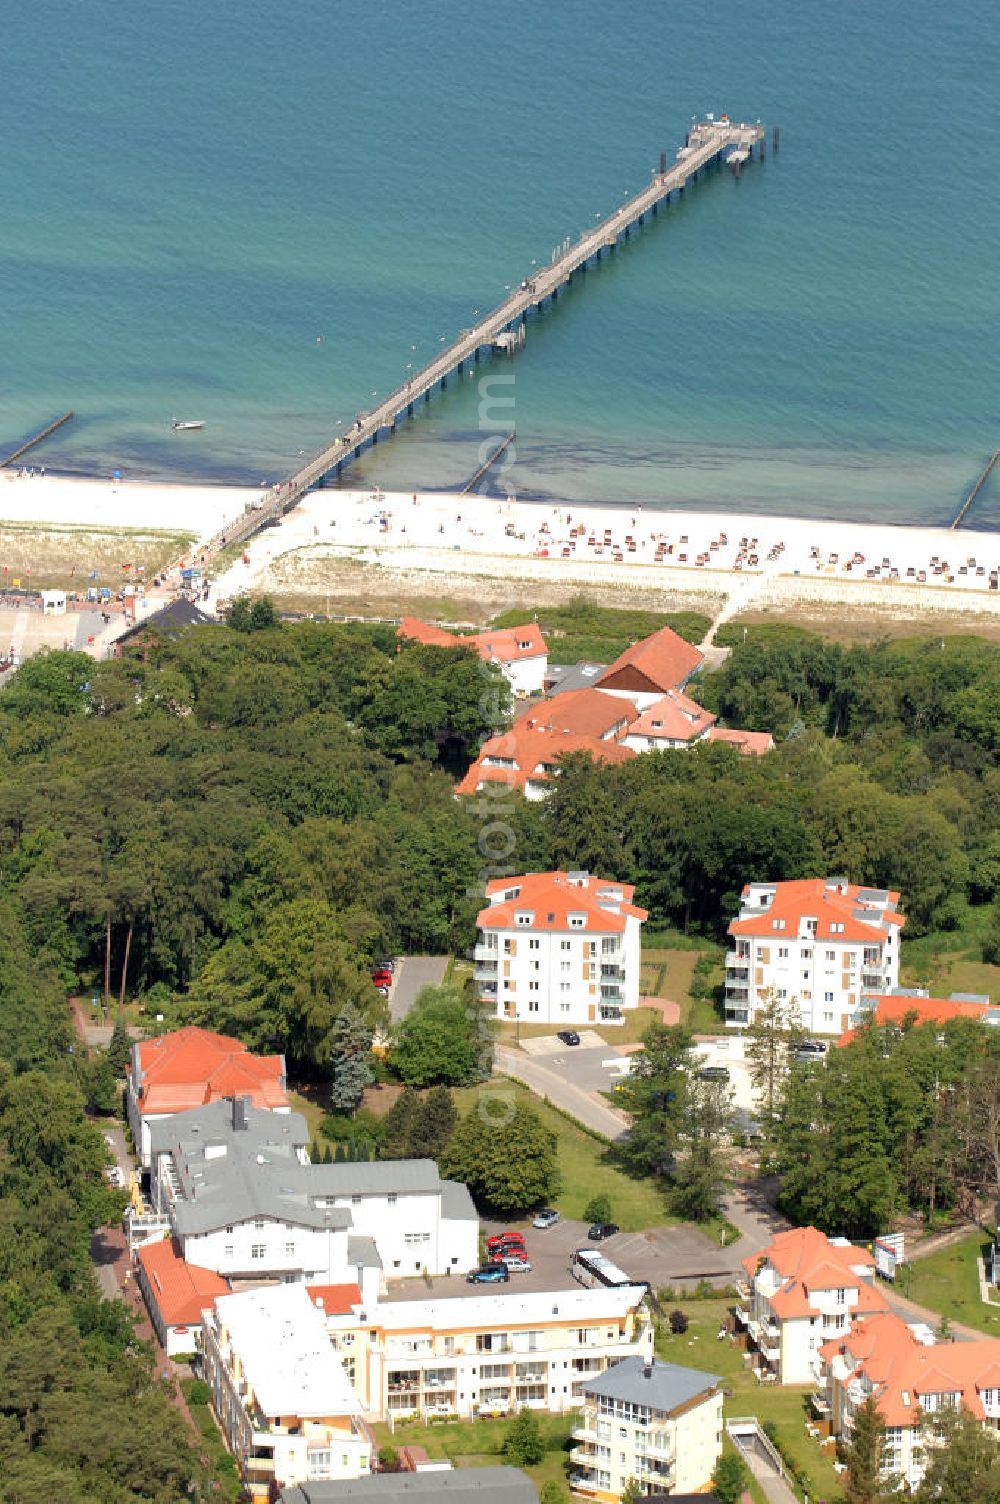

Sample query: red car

[487,1232,526,1254]
[370,969,393,989]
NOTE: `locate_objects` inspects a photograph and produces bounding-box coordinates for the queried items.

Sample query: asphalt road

[389,955,449,1023]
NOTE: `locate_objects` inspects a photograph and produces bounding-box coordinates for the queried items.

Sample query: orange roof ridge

[596,625,704,695]
[479,870,648,934]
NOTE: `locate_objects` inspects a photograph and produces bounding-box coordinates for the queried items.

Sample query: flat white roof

[333,1284,647,1332]
[215,1283,360,1418]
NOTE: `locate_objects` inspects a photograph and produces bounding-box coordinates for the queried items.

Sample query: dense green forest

[0,606,998,1494]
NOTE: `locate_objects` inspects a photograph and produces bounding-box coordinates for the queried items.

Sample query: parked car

[498,1254,532,1272]
[556,1030,581,1046]
[375,984,390,998]
[375,958,396,973]
[588,1222,620,1241]
[532,1207,561,1229]
[696,1065,730,1082]
[487,1232,525,1253]
[796,1039,827,1054]
[370,969,393,989]
[467,1264,510,1284]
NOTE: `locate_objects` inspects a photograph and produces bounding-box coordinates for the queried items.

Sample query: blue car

[467,1264,510,1284]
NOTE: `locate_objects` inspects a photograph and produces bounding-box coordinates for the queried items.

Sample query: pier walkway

[199,118,765,561]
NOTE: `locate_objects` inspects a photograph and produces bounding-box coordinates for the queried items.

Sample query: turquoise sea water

[3,0,999,527]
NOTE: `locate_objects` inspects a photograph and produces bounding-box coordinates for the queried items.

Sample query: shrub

[669,1309,689,1334]
[583,1193,612,1225]
[187,1379,211,1406]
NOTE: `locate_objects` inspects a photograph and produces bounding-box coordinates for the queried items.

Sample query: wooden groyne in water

[0,411,74,469]
[952,450,1000,530]
[462,430,516,495]
[196,116,767,561]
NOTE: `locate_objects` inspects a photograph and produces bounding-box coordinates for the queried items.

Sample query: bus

[572,1247,641,1291]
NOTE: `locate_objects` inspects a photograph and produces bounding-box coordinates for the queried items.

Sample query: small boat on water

[171,418,205,431]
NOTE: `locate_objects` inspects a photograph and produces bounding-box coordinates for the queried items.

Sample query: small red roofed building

[838,989,995,1046]
[454,724,635,799]
[819,1310,1000,1491]
[475,870,647,1027]
[705,726,776,756]
[135,1236,229,1356]
[737,1225,888,1384]
[724,878,905,1036]
[127,1026,289,1166]
[595,624,705,704]
[397,617,547,697]
[623,689,717,751]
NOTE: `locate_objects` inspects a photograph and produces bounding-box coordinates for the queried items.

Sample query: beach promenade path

[195,118,764,562]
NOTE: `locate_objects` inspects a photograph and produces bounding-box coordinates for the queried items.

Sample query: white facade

[570,1357,723,1501]
[324,1284,652,1422]
[737,1227,886,1384]
[202,1284,373,1502]
[475,871,646,1027]
[495,648,547,699]
[724,879,903,1035]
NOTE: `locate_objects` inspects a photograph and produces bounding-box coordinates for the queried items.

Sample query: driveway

[520,1041,634,1094]
[389,956,449,1023]
[494,1045,630,1140]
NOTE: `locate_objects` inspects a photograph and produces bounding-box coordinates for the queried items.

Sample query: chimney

[232,1095,250,1131]
[643,1361,654,1379]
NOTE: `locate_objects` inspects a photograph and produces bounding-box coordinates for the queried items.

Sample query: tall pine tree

[329,1004,373,1116]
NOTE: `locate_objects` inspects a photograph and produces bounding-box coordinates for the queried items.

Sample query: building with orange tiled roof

[127,1025,289,1166]
[705,726,776,756]
[454,724,635,800]
[724,878,905,1036]
[736,1225,888,1383]
[623,689,717,751]
[819,1309,1000,1490]
[475,871,647,1027]
[397,617,548,697]
[838,988,996,1046]
[519,687,637,742]
[135,1236,229,1356]
[595,625,705,704]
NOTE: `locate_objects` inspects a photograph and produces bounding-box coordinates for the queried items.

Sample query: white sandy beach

[2,470,998,624]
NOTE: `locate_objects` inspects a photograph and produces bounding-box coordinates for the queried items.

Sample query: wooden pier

[952,450,1000,529]
[1,411,74,469]
[203,118,766,558]
[462,430,516,495]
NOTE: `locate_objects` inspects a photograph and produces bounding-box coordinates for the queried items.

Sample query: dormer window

[569,914,585,929]
[771,918,786,931]
[515,912,533,927]
[831,922,845,934]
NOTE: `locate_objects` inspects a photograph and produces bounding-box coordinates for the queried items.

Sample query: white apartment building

[397,617,548,698]
[474,870,647,1027]
[570,1355,723,1502]
[819,1310,1000,1493]
[146,1097,477,1293]
[202,1283,374,1502]
[321,1283,652,1422]
[724,878,905,1035]
[736,1226,888,1384]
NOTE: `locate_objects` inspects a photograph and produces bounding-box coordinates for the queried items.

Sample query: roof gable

[596,626,704,695]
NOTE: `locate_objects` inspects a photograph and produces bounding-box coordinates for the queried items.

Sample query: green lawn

[496,1005,661,1048]
[373,1411,576,1493]
[655,1299,841,1502]
[902,1230,1000,1335]
[900,905,999,1002]
[452,1079,673,1231]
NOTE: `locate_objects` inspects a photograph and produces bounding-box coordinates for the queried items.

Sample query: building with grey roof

[571,1355,723,1500]
[147,1095,478,1292]
[280,1468,537,1504]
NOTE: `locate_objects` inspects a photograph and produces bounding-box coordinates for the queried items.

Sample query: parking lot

[518,1040,635,1095]
[384,1212,739,1304]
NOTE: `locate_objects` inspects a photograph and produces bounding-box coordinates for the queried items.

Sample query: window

[224,1244,233,1258]
[251,1243,266,1259]
[528,1001,539,1013]
[802,948,812,960]
[825,950,836,961]
[404,1231,431,1245]
[515,912,532,927]
[771,918,786,931]
[530,960,539,972]
[528,938,540,950]
[560,960,570,973]
[254,1218,266,1231]
[388,1193,397,1206]
[352,1194,362,1205]
[569,915,585,929]
[831,922,844,934]
[836,1288,846,1304]
[225,1224,234,1234]
[560,983,570,993]
[285,1241,296,1257]
[529,981,539,991]
[778,946,789,958]
[560,941,571,951]
[559,1003,571,1013]
[824,991,834,1003]
[777,988,788,1000]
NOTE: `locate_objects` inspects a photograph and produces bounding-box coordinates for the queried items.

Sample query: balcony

[725,952,751,978]
[600,964,625,980]
[474,943,498,961]
[515,1366,546,1382]
[423,1370,457,1389]
[474,957,498,975]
